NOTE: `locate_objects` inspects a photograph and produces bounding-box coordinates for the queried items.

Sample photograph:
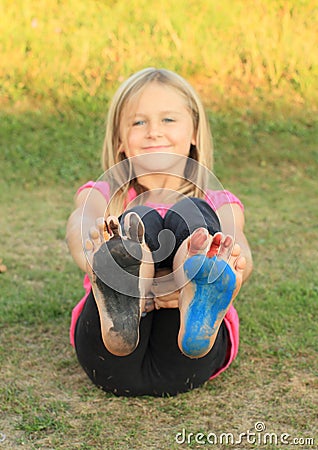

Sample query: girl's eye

[162,118,175,123]
[132,120,146,126]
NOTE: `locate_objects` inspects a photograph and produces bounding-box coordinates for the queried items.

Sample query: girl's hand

[151,269,180,309]
[153,290,180,309]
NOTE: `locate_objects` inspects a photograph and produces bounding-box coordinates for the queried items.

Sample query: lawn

[0,0,317,448]
[1,109,317,449]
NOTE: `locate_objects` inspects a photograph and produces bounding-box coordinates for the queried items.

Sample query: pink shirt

[70,181,242,379]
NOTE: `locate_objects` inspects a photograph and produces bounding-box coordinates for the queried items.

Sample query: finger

[235,255,246,272]
[152,286,175,297]
[84,239,94,276]
[144,299,155,312]
[96,217,105,233]
[154,297,179,309]
[151,289,180,302]
[89,225,101,247]
[232,243,241,258]
[85,238,94,252]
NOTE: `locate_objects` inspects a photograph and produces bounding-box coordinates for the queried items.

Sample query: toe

[207,232,223,257]
[217,235,234,261]
[106,216,122,237]
[188,227,209,255]
[124,212,145,243]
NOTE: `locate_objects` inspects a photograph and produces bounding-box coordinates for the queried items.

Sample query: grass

[0,109,317,449]
[1,0,317,111]
[1,1,318,448]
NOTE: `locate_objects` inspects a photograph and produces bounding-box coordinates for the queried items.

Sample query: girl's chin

[130,152,188,174]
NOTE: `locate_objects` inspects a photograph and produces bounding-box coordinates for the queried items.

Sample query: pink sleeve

[77,180,110,201]
[205,190,244,212]
[70,274,92,347]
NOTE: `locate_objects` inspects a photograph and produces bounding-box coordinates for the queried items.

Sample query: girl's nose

[147,121,163,138]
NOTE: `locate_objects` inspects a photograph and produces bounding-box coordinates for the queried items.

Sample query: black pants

[75,198,229,396]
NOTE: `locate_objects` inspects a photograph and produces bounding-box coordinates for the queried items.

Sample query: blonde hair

[101,68,214,215]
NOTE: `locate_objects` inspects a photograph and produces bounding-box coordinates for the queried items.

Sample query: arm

[66,188,108,272]
[216,203,253,283]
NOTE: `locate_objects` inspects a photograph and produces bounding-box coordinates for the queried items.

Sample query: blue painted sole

[181,255,236,357]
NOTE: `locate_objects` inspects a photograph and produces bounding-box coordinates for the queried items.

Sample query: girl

[66,68,253,397]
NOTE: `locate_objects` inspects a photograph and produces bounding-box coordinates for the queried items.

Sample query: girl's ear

[116,142,126,161]
[189,143,198,160]
[118,142,125,153]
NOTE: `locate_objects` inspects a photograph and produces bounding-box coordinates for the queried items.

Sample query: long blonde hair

[101,68,214,215]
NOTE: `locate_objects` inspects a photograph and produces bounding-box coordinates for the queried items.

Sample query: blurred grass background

[0,1,317,448]
[1,0,317,114]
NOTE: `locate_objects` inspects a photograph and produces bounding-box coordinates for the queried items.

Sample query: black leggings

[74,198,229,396]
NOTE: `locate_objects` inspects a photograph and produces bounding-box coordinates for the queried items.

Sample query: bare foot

[178,228,245,358]
[85,213,154,356]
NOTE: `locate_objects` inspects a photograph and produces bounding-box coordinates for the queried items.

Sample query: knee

[120,205,162,228]
[187,197,220,229]
[165,197,221,236]
[121,205,155,218]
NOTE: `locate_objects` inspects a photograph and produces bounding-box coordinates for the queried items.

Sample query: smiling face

[102,68,213,214]
[120,82,196,160]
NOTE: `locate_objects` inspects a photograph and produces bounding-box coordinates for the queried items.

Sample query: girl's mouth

[141,145,172,152]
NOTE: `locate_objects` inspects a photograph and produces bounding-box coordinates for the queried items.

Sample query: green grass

[0,108,317,449]
[1,0,317,112]
[1,1,318,448]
